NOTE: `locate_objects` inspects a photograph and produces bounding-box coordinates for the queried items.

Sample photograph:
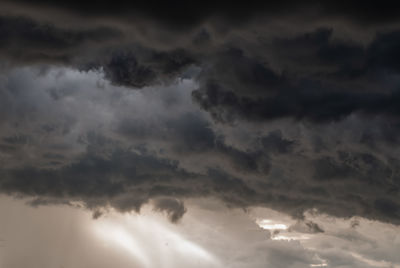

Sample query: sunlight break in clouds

[93,208,219,268]
[256,219,289,230]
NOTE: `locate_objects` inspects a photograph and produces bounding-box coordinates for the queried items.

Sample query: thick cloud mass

[192,28,400,123]
[5,0,400,26]
[0,1,400,227]
[0,68,399,226]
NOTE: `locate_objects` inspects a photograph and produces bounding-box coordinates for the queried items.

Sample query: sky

[1,1,400,267]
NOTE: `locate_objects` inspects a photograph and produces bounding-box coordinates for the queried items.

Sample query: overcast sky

[1,1,400,267]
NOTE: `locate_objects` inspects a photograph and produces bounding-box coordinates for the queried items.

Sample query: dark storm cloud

[0,147,195,213]
[0,142,258,219]
[2,66,400,224]
[152,198,187,222]
[0,15,121,64]
[5,0,400,27]
[1,123,400,224]
[192,28,400,123]
[2,2,400,120]
[117,111,266,174]
[99,49,196,88]
[1,0,400,226]
[0,11,197,88]
[260,130,295,154]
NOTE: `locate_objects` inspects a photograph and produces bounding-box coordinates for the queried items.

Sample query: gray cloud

[0,1,399,229]
[152,197,187,222]
[0,67,399,226]
[0,15,121,64]
[192,28,400,123]
[2,3,400,268]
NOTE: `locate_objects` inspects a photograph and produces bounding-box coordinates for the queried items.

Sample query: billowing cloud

[0,0,399,231]
[2,2,400,267]
[152,197,187,222]
[0,67,399,228]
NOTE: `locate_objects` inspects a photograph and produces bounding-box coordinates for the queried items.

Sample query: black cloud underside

[0,1,400,223]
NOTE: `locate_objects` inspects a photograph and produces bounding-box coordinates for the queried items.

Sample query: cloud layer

[0,1,400,226]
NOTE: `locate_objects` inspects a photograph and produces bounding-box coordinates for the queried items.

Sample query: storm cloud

[2,2,400,267]
[0,0,400,228]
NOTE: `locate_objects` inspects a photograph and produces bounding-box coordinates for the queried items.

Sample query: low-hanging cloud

[0,1,400,226]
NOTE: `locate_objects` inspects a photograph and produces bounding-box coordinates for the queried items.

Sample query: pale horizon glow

[92,209,219,268]
[350,253,400,268]
[256,219,289,230]
[310,264,328,267]
[94,222,151,267]
[1,196,400,268]
[271,234,311,241]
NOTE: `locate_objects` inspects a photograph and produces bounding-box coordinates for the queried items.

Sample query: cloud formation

[0,1,400,228]
[0,67,398,227]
